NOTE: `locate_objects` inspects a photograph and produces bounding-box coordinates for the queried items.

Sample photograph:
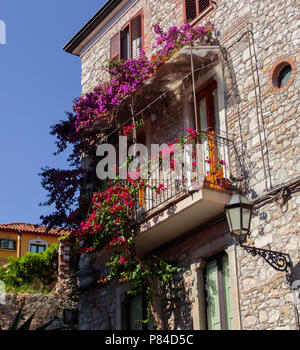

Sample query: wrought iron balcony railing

[135,132,235,220]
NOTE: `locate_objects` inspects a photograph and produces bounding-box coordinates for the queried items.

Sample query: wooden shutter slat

[110,32,120,60]
[198,0,210,14]
[130,14,142,59]
[185,0,197,21]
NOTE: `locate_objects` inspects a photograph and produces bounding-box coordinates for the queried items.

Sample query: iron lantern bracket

[239,243,295,285]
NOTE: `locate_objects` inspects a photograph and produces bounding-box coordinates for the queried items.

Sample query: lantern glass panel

[227,207,241,232]
[242,207,251,231]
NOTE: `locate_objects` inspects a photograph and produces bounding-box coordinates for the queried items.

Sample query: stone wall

[217,0,300,330]
[236,192,300,330]
[77,283,118,330]
[0,280,78,330]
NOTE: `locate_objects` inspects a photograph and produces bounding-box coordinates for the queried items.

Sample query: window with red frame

[110,12,143,60]
[184,0,212,22]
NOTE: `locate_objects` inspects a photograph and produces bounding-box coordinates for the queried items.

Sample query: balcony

[134,132,235,254]
[93,45,239,253]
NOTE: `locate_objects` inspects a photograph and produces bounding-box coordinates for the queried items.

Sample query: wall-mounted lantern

[225,194,295,284]
[225,194,253,244]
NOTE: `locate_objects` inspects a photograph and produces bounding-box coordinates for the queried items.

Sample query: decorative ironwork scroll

[240,244,295,284]
[231,231,251,245]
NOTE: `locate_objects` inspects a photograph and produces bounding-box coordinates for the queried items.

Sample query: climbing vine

[39,22,243,328]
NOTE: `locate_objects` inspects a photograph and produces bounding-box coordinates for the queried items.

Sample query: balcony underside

[135,186,232,255]
[91,46,220,134]
[119,46,221,116]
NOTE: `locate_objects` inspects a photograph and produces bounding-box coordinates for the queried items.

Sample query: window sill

[0,248,16,252]
[190,5,214,27]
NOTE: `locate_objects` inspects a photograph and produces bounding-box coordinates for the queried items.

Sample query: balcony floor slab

[135,187,232,254]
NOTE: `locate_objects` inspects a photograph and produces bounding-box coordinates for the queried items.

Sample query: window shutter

[120,26,130,60]
[110,32,120,60]
[198,0,210,14]
[129,294,143,330]
[130,14,142,59]
[222,255,233,330]
[0,239,16,250]
[205,259,222,330]
[185,0,197,21]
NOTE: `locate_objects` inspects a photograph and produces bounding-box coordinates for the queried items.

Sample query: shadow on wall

[78,287,114,330]
[163,267,193,330]
[293,260,300,285]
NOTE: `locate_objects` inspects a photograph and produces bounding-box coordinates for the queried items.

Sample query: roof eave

[0,228,62,237]
[63,0,123,56]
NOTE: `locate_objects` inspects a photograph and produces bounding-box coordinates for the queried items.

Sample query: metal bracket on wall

[240,244,295,285]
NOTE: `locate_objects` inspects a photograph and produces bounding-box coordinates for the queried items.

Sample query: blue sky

[0,1,106,224]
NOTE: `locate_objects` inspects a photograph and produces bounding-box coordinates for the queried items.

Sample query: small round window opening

[272,62,292,89]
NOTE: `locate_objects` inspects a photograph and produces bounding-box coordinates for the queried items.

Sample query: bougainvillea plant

[40,22,243,329]
[71,128,208,329]
[72,22,213,131]
[118,119,144,136]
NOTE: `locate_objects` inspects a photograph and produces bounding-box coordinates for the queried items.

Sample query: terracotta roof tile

[0,223,68,237]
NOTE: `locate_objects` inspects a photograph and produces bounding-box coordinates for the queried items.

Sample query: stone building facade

[63,0,300,330]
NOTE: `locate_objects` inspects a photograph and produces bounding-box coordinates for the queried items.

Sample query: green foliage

[0,243,58,290]
[5,284,53,295]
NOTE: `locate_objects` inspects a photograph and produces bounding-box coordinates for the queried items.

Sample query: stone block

[244,315,257,328]
[259,310,268,323]
[268,309,280,323]
[255,234,273,249]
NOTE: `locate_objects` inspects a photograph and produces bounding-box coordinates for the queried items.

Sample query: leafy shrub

[0,243,58,290]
